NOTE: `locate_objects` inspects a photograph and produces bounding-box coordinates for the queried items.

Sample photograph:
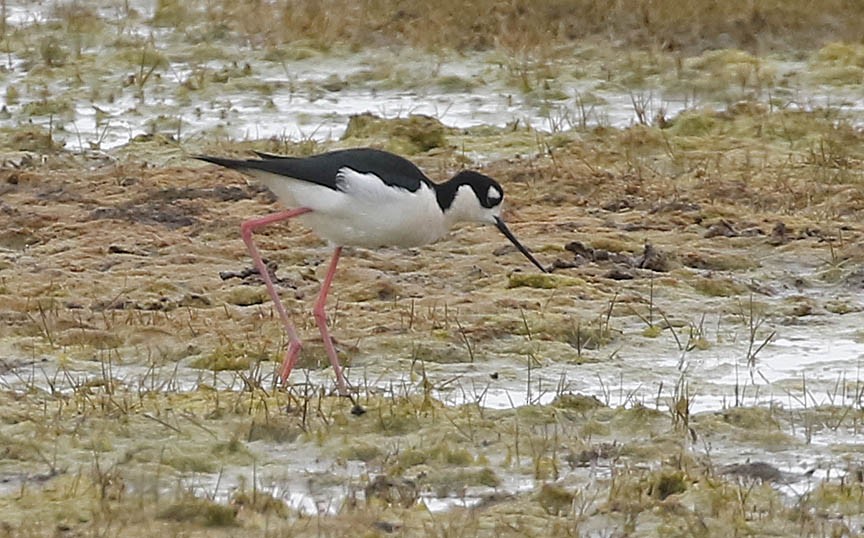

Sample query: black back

[196,148,433,192]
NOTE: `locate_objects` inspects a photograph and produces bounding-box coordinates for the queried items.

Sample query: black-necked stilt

[196,148,547,396]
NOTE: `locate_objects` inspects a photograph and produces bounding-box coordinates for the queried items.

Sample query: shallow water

[4,0,864,155]
[2,277,861,512]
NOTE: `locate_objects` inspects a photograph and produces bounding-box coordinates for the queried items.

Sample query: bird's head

[443,171,547,273]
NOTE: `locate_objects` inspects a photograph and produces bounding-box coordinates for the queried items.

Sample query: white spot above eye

[487,186,502,202]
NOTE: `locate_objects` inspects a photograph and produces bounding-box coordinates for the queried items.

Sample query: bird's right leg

[240,207,313,384]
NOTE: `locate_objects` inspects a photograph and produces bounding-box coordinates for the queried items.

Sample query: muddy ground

[1,106,864,536]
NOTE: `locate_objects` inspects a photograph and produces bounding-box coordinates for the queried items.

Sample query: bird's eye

[487,186,502,204]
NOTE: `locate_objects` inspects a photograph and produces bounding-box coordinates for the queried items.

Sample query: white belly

[253,170,450,248]
[298,208,446,248]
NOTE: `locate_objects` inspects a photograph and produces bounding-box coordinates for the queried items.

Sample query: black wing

[196,148,432,192]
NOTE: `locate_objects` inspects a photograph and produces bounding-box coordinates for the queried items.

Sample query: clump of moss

[344,279,399,302]
[342,113,448,154]
[263,45,317,62]
[825,299,860,314]
[589,237,638,253]
[642,325,663,338]
[690,275,748,296]
[114,47,169,70]
[811,42,864,84]
[370,405,423,436]
[247,417,301,443]
[190,344,255,371]
[409,342,466,364]
[339,442,383,462]
[428,442,474,465]
[152,0,187,27]
[4,125,63,152]
[649,470,688,500]
[436,74,478,93]
[814,42,864,66]
[212,437,254,460]
[809,482,864,516]
[22,98,74,117]
[160,449,219,473]
[230,490,290,517]
[365,475,419,508]
[223,286,266,306]
[53,2,105,35]
[611,404,666,430]
[810,65,863,85]
[158,496,237,526]
[664,110,720,137]
[507,273,583,289]
[692,49,759,73]
[552,393,605,412]
[681,251,759,271]
[508,406,556,428]
[536,484,574,515]
[720,406,779,430]
[56,329,123,349]
[5,84,20,105]
[39,37,68,67]
[427,467,501,497]
[565,321,616,351]
[396,447,428,469]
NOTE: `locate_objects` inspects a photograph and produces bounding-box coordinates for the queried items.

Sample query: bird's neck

[440,184,481,225]
[434,179,461,215]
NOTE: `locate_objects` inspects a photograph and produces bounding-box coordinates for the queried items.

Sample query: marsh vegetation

[1,1,863,536]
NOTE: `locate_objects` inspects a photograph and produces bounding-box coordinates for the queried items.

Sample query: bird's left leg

[311,246,349,396]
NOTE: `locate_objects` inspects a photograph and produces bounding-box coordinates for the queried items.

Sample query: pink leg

[240,208,312,384]
[312,246,349,396]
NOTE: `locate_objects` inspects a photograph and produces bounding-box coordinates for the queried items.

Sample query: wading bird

[197,148,546,396]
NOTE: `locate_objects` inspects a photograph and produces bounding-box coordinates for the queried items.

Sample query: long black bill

[495,217,548,273]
